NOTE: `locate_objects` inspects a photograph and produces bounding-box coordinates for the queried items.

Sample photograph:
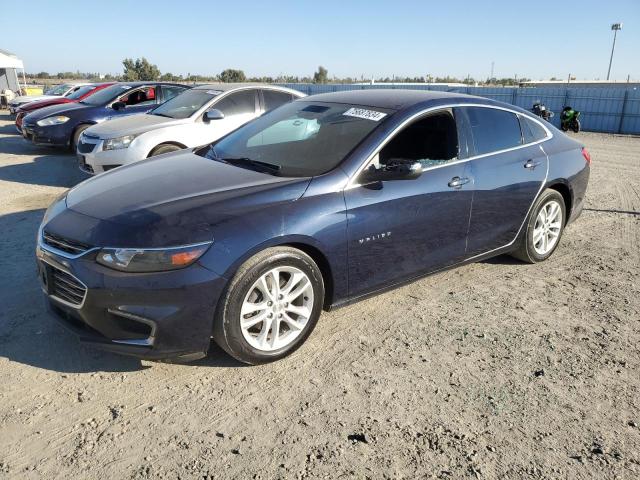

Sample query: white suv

[78,85,304,174]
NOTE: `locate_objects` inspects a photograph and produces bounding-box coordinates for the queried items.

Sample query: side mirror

[360,161,422,183]
[204,109,225,122]
[112,101,126,111]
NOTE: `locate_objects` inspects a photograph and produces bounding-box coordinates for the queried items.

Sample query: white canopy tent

[0,48,26,93]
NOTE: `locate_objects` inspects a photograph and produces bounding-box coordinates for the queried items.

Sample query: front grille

[50,266,86,306]
[43,231,91,256]
[77,140,96,154]
[82,132,101,140]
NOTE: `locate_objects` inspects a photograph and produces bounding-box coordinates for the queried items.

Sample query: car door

[344,108,474,297]
[461,106,549,257]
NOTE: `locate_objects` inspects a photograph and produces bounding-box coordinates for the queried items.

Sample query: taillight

[582,147,591,165]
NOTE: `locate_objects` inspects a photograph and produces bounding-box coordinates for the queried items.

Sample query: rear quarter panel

[542,131,590,223]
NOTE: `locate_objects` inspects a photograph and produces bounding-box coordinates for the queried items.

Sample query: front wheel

[510,189,566,263]
[149,143,182,157]
[212,247,325,364]
[71,124,91,152]
[560,122,569,132]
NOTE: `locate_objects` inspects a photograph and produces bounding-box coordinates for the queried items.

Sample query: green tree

[313,66,328,84]
[122,57,161,81]
[219,69,246,83]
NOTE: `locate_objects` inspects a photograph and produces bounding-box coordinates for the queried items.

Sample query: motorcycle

[560,106,581,133]
[531,102,554,122]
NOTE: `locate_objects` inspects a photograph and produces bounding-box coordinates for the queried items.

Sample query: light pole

[607,23,623,81]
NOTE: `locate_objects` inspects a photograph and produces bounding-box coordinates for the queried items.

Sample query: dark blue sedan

[21,82,189,150]
[36,90,590,364]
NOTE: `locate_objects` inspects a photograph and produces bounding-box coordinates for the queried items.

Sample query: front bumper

[36,235,227,360]
[22,121,70,147]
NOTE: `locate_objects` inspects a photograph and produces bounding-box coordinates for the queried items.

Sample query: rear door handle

[448,176,470,189]
[524,159,541,169]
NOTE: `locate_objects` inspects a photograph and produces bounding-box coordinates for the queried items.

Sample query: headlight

[96,242,212,273]
[36,116,70,127]
[103,135,136,151]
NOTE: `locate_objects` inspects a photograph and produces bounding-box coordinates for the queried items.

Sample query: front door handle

[524,159,541,169]
[448,176,470,189]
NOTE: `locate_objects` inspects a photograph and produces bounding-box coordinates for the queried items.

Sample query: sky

[3,0,639,81]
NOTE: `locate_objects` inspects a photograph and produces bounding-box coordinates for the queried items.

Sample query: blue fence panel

[278,83,640,135]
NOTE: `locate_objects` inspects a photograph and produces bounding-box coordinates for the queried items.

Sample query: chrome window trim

[345,103,553,189]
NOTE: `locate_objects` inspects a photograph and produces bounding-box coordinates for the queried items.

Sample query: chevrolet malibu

[36,90,590,364]
[78,84,304,174]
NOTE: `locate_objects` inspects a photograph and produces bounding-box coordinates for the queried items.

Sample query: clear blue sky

[4,0,639,81]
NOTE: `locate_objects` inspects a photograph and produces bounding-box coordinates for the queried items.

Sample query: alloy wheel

[240,266,314,351]
[533,200,562,255]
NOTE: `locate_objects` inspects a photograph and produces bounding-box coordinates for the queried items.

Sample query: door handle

[447,176,470,189]
[524,159,541,169]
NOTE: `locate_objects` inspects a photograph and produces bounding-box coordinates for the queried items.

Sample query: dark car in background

[36,90,590,364]
[21,82,189,150]
[14,82,115,132]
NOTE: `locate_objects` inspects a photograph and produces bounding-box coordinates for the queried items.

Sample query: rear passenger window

[263,90,294,112]
[465,107,522,155]
[519,115,548,143]
[215,90,256,117]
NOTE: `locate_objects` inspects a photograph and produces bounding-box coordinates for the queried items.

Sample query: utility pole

[607,23,623,81]
[490,61,494,84]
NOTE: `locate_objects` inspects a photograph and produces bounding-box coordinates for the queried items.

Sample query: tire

[149,143,182,157]
[71,124,91,152]
[212,247,325,365]
[560,123,569,132]
[510,188,566,264]
[572,119,581,133]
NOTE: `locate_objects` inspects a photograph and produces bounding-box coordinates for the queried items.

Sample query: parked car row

[32,87,591,365]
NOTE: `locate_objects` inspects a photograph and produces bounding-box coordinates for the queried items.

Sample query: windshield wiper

[218,156,281,174]
[152,112,173,118]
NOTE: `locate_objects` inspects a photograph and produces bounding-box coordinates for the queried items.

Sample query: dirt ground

[0,110,638,480]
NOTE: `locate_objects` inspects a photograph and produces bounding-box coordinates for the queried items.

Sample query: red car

[15,82,115,132]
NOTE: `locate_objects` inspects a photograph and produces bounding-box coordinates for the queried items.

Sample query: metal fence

[278,83,640,135]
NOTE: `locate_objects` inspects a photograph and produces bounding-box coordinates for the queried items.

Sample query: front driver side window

[378,110,459,169]
[215,90,256,117]
[119,87,156,107]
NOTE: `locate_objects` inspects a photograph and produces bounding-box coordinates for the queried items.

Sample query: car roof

[191,83,303,95]
[300,89,498,111]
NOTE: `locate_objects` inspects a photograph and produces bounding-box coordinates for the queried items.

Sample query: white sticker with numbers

[342,107,387,122]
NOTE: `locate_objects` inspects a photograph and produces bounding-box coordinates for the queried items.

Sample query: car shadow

[479,254,523,265]
[0,145,88,188]
[0,208,243,373]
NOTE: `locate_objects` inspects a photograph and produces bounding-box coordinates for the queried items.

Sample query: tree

[313,66,328,84]
[122,57,161,81]
[219,69,246,83]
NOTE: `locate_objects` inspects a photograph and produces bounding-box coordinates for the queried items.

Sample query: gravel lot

[0,110,638,479]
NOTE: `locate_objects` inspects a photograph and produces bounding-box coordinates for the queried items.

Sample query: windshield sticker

[206,90,222,95]
[120,86,132,90]
[343,107,387,122]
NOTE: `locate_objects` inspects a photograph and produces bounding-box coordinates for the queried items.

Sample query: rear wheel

[71,124,91,152]
[212,247,324,365]
[510,189,566,263]
[149,143,182,157]
[572,119,581,133]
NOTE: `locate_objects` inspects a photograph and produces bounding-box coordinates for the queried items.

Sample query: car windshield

[45,84,71,96]
[200,101,393,177]
[65,85,97,100]
[79,84,136,106]
[150,89,219,119]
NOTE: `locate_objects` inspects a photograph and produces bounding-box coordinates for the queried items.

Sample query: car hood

[12,94,61,104]
[19,97,72,112]
[54,150,311,247]
[24,102,90,122]
[86,113,184,139]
